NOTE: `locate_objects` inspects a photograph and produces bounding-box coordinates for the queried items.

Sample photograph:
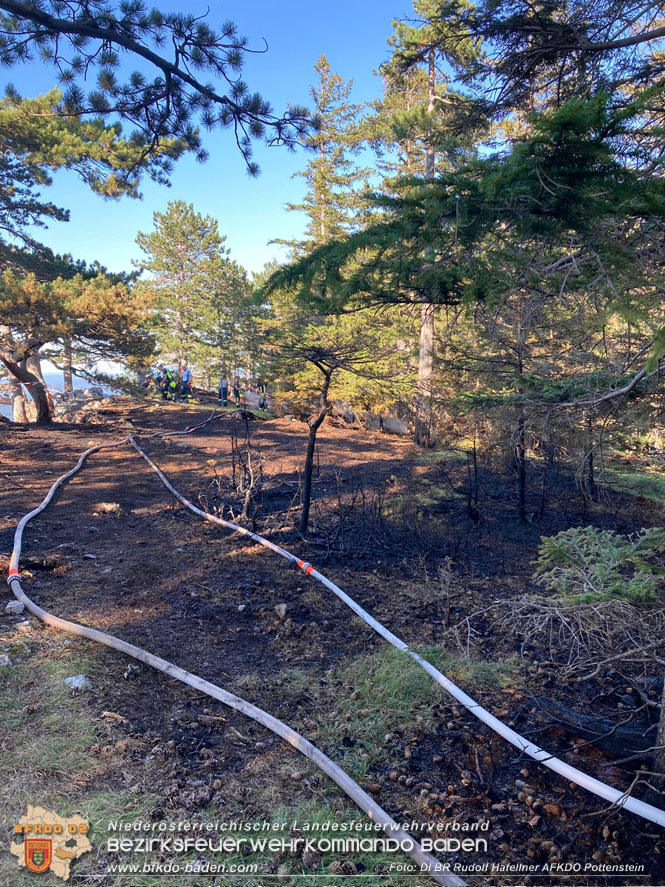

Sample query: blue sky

[10,0,411,275]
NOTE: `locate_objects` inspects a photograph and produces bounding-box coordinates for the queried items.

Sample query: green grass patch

[0,636,164,886]
[414,483,465,505]
[0,637,103,885]
[256,800,419,885]
[601,467,665,503]
[325,646,512,777]
[415,447,468,466]
[0,652,96,778]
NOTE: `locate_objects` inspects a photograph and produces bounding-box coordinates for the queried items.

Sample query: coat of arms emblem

[25,838,52,873]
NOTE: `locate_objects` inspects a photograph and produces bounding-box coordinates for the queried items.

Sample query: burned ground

[0,402,662,886]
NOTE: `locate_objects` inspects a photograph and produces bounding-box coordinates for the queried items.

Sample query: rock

[82,553,97,559]
[275,603,287,620]
[382,416,409,435]
[237,604,246,612]
[0,653,11,666]
[4,600,25,615]
[64,674,92,692]
[94,502,126,517]
[16,621,31,633]
[331,401,358,424]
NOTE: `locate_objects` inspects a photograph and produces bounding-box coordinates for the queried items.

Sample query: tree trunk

[319,128,327,242]
[414,49,437,448]
[299,372,331,538]
[63,339,73,393]
[415,303,435,446]
[9,377,28,423]
[585,412,595,497]
[0,355,52,423]
[516,414,526,524]
[466,434,480,522]
[645,675,665,806]
[26,353,54,419]
[535,697,656,760]
[515,346,527,523]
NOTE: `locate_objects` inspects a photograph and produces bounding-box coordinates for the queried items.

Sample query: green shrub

[534,526,665,603]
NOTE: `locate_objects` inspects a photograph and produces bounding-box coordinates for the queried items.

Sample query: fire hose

[6,409,665,876]
[5,414,463,887]
[128,429,665,830]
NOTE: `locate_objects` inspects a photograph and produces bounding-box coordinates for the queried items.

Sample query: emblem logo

[25,838,52,873]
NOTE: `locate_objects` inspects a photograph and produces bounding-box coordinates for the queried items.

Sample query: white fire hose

[6,408,664,884]
[6,416,463,887]
[128,430,665,830]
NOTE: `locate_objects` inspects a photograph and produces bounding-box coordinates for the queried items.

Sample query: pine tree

[363,67,432,181]
[0,0,312,175]
[136,200,252,378]
[438,0,665,117]
[265,56,379,534]
[379,0,478,446]
[0,89,185,263]
[281,55,367,253]
[258,283,397,537]
[0,270,153,421]
[192,256,254,382]
[136,201,225,368]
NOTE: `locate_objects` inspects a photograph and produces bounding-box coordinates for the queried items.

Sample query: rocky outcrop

[53,389,122,424]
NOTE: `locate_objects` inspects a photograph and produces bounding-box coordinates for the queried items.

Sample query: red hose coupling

[297,560,315,575]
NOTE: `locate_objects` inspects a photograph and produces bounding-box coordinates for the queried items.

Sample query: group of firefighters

[155,364,193,402]
[154,365,267,409]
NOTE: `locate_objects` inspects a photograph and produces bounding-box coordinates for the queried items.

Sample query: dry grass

[0,627,156,886]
